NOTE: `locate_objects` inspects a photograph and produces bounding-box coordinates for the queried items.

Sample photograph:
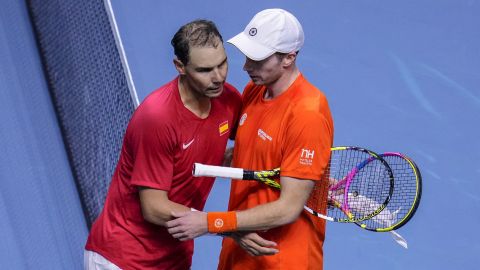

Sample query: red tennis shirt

[86,77,242,270]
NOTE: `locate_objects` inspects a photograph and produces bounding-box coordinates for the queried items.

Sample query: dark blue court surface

[1,0,479,269]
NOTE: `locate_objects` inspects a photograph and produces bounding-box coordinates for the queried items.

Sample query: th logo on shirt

[300,148,315,166]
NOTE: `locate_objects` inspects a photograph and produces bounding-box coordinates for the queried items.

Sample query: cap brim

[227,32,275,61]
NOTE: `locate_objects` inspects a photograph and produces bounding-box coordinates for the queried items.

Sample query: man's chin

[206,88,223,98]
[250,77,265,85]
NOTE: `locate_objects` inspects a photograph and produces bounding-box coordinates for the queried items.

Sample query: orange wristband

[207,211,237,233]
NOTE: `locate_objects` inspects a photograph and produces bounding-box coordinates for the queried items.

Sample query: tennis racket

[353,152,422,232]
[193,146,394,224]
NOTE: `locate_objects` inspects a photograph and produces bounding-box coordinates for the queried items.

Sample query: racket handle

[193,163,244,179]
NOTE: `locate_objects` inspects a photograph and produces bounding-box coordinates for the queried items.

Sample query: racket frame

[363,152,422,232]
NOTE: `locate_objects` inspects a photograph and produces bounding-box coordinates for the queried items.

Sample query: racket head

[307,146,394,223]
[359,152,422,232]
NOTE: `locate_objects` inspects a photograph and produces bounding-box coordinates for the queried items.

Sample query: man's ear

[173,58,186,75]
[283,52,297,68]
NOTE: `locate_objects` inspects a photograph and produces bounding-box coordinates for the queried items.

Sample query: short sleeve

[281,110,333,181]
[127,112,176,190]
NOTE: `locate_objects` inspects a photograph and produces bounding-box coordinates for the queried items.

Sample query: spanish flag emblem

[219,121,229,136]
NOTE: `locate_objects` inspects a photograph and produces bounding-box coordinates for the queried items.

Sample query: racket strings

[307,149,356,219]
[305,165,330,215]
[348,160,392,220]
[362,155,420,230]
[306,148,394,222]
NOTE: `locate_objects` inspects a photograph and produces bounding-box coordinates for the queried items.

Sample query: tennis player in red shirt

[84,19,242,270]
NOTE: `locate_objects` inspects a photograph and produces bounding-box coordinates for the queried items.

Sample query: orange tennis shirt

[218,74,334,270]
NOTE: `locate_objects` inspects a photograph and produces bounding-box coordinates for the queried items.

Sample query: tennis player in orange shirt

[167,9,334,269]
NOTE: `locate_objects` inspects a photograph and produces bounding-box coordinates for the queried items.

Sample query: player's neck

[178,78,211,119]
[264,67,300,100]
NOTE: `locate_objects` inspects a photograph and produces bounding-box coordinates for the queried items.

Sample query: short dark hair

[274,51,299,60]
[171,19,223,65]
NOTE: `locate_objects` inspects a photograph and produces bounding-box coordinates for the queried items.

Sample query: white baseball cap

[227,8,304,61]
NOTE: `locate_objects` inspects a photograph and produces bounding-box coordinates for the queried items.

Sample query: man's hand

[166,211,208,241]
[228,232,279,256]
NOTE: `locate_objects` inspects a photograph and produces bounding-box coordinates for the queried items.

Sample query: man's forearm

[139,188,191,226]
[236,198,302,231]
[142,200,191,226]
[220,176,313,232]
[165,177,314,240]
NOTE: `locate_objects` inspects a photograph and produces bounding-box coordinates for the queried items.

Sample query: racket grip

[193,163,244,179]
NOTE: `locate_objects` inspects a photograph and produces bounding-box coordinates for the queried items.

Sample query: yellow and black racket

[353,152,422,232]
[193,146,395,225]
